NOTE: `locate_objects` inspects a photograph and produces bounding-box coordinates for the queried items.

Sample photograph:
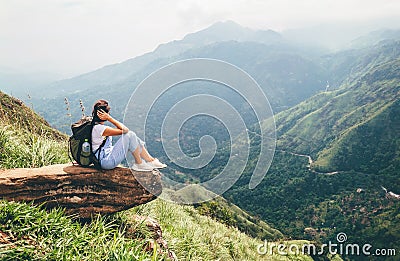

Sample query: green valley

[222,43,400,259]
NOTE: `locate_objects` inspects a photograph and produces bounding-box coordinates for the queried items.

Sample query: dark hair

[92,99,110,123]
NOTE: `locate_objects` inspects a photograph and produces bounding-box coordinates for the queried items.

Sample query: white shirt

[92,124,108,152]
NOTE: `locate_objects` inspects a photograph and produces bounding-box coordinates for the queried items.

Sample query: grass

[0,125,69,169]
[0,201,164,261]
[131,199,313,261]
[0,91,69,169]
[0,199,315,261]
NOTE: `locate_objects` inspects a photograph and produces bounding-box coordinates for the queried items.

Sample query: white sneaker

[147,158,167,169]
[132,162,154,172]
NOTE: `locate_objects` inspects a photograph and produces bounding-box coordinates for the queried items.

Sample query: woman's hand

[97,109,110,121]
[98,109,129,135]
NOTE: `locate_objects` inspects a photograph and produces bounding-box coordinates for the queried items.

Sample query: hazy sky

[1,0,400,78]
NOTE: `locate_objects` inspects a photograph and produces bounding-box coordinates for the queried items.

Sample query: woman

[91,99,166,171]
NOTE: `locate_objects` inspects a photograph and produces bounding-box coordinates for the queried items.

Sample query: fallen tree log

[0,164,162,218]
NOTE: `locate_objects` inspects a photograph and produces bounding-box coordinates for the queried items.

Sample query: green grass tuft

[0,125,69,169]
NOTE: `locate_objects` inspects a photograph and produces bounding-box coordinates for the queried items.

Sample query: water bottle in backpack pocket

[79,138,91,165]
[69,116,102,168]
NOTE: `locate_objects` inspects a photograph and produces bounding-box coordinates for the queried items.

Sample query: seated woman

[91,99,166,171]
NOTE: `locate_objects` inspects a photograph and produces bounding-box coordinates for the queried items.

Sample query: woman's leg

[132,145,143,164]
[140,147,155,162]
[117,131,155,163]
[100,131,144,169]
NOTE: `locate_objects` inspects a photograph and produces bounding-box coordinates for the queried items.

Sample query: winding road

[277,149,340,175]
[246,129,400,198]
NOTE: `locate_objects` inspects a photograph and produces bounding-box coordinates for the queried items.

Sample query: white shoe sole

[131,166,154,172]
[151,164,167,169]
[148,160,167,169]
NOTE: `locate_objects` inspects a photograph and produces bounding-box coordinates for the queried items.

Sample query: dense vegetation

[194,196,283,241]
[225,152,400,259]
[223,44,400,259]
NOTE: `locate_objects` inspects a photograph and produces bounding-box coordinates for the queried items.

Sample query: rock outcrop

[0,164,162,218]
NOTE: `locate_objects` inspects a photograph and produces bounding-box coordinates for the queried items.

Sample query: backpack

[68,116,107,168]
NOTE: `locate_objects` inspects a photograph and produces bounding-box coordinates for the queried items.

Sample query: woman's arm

[97,109,129,136]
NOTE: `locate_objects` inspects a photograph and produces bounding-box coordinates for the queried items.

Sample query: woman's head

[92,99,110,122]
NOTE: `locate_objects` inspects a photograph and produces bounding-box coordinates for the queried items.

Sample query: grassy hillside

[315,99,399,174]
[0,91,69,169]
[0,91,65,140]
[0,199,318,261]
[133,199,315,261]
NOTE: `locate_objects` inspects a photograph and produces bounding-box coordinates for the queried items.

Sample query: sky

[1,0,400,78]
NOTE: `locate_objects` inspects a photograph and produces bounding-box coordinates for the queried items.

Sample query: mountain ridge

[38,21,285,98]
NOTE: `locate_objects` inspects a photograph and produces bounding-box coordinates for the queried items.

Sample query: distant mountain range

[34,21,284,97]
[0,69,62,98]
[349,29,400,49]
[33,21,329,131]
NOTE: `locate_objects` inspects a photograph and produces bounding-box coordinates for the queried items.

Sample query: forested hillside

[223,42,400,258]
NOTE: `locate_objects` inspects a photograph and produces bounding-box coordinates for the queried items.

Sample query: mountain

[179,20,283,46]
[349,29,400,49]
[158,40,400,258]
[321,39,400,87]
[34,24,400,136]
[0,69,61,98]
[37,21,285,98]
[16,21,400,259]
[221,42,400,257]
[276,42,400,174]
[33,22,329,134]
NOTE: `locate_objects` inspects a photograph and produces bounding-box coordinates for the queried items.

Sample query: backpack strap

[94,136,108,159]
[68,136,79,166]
[91,121,108,169]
